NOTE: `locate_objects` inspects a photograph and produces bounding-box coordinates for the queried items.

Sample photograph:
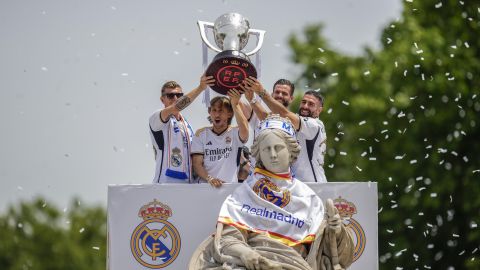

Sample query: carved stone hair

[250,129,301,170]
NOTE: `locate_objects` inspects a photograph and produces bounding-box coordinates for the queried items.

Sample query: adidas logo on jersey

[206,141,212,145]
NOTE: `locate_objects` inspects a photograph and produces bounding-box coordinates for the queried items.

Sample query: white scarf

[165,116,193,181]
[218,168,324,246]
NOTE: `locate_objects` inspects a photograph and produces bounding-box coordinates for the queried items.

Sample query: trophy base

[206,50,257,95]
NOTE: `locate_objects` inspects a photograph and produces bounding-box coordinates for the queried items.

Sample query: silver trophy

[198,13,265,95]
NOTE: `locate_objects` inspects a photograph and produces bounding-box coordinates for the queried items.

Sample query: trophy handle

[197,20,222,53]
[245,28,266,56]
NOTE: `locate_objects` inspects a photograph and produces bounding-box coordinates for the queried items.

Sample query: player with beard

[240,77,327,183]
[239,79,295,137]
[191,89,249,188]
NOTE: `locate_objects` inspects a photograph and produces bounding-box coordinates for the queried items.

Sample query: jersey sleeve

[191,129,205,155]
[299,116,325,140]
[149,110,169,131]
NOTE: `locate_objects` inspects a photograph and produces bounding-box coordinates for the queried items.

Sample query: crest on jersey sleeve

[130,199,181,268]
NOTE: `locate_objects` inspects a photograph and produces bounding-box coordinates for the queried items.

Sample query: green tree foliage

[289,0,479,269]
[0,197,106,270]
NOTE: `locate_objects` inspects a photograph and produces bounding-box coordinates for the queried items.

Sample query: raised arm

[239,82,269,121]
[242,77,300,129]
[228,89,249,143]
[160,74,215,121]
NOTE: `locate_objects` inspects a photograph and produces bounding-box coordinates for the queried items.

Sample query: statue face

[259,132,290,173]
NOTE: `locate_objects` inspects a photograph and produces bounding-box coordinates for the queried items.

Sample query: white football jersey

[292,116,327,183]
[149,110,194,184]
[191,126,245,183]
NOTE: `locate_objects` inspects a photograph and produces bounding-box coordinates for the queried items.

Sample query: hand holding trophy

[198,13,265,95]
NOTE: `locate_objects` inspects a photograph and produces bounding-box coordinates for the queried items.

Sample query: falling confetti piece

[331,73,338,77]
[92,247,100,250]
[359,120,366,125]
[79,228,85,233]
[341,100,350,106]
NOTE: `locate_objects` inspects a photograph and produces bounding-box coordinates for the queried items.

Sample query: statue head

[251,115,300,173]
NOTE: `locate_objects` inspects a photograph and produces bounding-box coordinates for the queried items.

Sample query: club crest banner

[108,182,378,269]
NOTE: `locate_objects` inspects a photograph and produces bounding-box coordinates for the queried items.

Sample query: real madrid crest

[253,178,291,208]
[171,147,183,167]
[130,199,181,268]
[225,136,232,144]
[334,197,366,262]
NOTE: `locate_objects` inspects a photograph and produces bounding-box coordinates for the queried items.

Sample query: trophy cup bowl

[198,13,265,95]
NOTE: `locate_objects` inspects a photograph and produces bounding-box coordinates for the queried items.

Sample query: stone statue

[189,115,355,270]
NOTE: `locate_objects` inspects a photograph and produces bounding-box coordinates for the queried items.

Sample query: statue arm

[216,225,281,270]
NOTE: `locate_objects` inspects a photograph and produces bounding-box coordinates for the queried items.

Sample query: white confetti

[359,120,366,126]
[364,71,370,76]
[361,152,367,157]
[410,160,417,164]
[331,73,338,77]
[318,47,325,52]
[464,42,470,48]
[430,193,437,197]
[369,157,377,161]
[416,50,424,54]
[327,108,333,114]
[341,100,350,106]
[397,111,406,118]
[387,37,392,44]
[435,2,443,8]
[340,151,347,156]
[395,154,406,160]
[79,228,85,233]
[92,246,100,250]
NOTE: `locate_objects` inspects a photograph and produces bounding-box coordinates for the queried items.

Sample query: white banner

[108,182,378,269]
